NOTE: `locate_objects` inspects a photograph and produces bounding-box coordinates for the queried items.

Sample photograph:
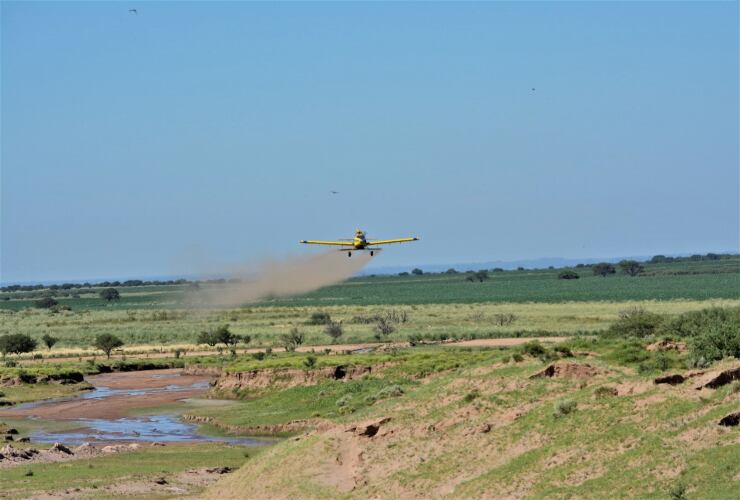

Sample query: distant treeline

[2,252,736,294]
[1,278,242,293]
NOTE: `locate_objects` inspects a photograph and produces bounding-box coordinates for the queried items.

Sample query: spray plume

[194,251,371,308]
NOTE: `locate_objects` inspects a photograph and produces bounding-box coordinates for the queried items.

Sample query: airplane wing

[367,237,419,245]
[300,240,352,246]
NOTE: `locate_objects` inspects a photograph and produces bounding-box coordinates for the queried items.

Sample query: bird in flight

[128,9,137,14]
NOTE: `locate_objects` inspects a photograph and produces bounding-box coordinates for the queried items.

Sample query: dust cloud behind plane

[193,251,372,308]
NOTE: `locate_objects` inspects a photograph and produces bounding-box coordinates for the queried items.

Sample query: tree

[197,330,218,347]
[0,334,37,357]
[465,270,489,282]
[214,325,237,346]
[592,263,616,277]
[99,288,120,302]
[445,268,458,274]
[93,334,124,359]
[558,270,580,280]
[35,297,58,309]
[41,334,59,350]
[411,268,423,275]
[324,321,343,342]
[619,260,644,277]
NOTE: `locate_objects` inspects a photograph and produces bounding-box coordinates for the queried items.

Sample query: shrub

[554,345,573,357]
[661,307,740,338]
[377,385,404,399]
[303,355,317,369]
[688,323,740,367]
[375,318,395,338]
[607,308,664,338]
[307,312,331,325]
[281,327,305,352]
[252,352,266,361]
[34,297,58,309]
[521,341,547,357]
[324,321,344,342]
[553,399,577,418]
[493,313,517,326]
[558,270,580,280]
[463,390,480,403]
[512,353,524,363]
[336,395,352,407]
[594,386,618,399]
[411,268,423,275]
[668,482,688,500]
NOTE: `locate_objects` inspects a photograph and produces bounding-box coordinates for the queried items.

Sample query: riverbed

[0,369,268,446]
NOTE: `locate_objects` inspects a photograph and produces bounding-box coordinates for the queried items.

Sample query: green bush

[688,323,740,367]
[558,270,580,280]
[303,355,317,369]
[661,307,740,337]
[307,312,332,325]
[607,308,664,338]
[553,399,577,418]
[521,341,547,357]
[660,307,740,367]
[376,385,404,399]
[463,390,480,403]
[336,395,352,407]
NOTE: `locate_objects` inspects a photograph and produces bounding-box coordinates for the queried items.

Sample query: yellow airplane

[300,229,419,257]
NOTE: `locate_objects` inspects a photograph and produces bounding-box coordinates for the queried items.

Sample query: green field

[2,257,739,311]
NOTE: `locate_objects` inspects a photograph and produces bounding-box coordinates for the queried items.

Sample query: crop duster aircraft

[300,229,419,257]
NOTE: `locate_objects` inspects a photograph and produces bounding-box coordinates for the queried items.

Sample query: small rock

[4,435,13,441]
[18,437,30,443]
[6,429,18,435]
[151,442,166,447]
[154,477,168,485]
[479,423,492,433]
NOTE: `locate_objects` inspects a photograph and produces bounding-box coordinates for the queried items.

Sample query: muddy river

[0,369,267,446]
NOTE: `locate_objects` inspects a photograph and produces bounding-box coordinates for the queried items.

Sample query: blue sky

[1,1,738,283]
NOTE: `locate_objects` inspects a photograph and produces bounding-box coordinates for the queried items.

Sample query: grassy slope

[203,346,740,499]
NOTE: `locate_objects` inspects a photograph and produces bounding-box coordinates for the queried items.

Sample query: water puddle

[30,414,268,446]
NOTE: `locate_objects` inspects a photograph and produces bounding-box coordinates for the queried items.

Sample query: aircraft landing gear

[370,251,374,256]
[348,251,352,257]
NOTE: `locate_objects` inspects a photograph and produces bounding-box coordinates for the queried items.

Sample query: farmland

[1,257,739,498]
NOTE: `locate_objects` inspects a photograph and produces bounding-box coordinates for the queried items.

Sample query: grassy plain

[0,443,251,498]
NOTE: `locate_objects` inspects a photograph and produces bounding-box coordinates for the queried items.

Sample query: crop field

[1,258,739,312]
